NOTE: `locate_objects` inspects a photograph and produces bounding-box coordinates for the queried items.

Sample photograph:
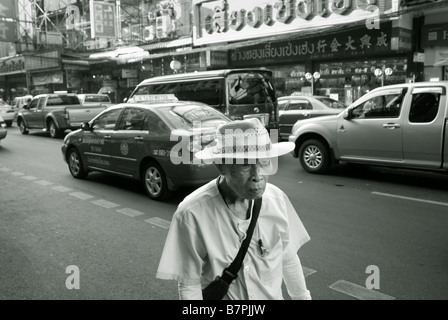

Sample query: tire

[67,148,88,179]
[48,120,61,139]
[5,121,12,127]
[142,161,171,201]
[18,119,29,135]
[298,139,331,174]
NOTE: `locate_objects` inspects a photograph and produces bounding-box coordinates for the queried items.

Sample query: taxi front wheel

[142,162,171,201]
[68,148,88,179]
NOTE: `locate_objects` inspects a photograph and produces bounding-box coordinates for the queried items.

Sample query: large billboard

[90,1,116,38]
[193,0,397,46]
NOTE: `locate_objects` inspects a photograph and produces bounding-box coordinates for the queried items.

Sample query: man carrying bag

[156,118,311,300]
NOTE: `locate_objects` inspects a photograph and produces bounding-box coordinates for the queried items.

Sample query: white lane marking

[69,192,95,200]
[0,167,11,172]
[34,180,53,186]
[372,191,448,207]
[51,185,73,192]
[11,171,25,176]
[116,208,145,217]
[22,176,38,181]
[91,199,120,209]
[302,266,317,278]
[330,280,395,300]
[145,217,171,229]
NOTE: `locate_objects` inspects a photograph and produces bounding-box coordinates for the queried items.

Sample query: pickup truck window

[28,99,38,109]
[47,95,80,106]
[352,92,404,119]
[409,92,440,123]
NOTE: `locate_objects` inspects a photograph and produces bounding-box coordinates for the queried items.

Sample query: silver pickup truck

[17,93,108,138]
[289,81,448,174]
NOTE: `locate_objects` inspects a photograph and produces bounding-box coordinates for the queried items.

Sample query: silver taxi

[61,97,230,201]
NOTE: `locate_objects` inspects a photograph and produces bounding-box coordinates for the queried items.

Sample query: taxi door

[79,108,122,171]
[109,107,147,176]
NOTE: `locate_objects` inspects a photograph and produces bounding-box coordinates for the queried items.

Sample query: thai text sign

[91,1,116,38]
[230,22,394,66]
[193,0,395,46]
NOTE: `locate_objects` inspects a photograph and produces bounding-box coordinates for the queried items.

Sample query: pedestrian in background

[156,118,311,300]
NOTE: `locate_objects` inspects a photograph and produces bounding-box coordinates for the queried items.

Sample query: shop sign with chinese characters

[193,0,396,46]
[90,1,116,38]
[230,22,395,67]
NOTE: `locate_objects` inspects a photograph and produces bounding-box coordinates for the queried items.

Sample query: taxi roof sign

[130,94,179,103]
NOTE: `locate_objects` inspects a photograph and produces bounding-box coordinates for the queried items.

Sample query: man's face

[219,159,272,200]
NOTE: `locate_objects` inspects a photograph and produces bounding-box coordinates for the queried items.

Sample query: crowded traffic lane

[1,126,447,299]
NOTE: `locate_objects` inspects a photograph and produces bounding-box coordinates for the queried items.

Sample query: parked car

[289,81,448,174]
[61,98,231,201]
[278,95,346,140]
[0,115,7,141]
[77,93,113,108]
[17,93,108,138]
[0,100,16,127]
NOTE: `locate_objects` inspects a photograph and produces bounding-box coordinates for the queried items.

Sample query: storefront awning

[139,37,192,52]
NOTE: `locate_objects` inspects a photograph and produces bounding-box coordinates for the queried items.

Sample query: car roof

[106,100,214,112]
[369,81,448,92]
[137,68,272,85]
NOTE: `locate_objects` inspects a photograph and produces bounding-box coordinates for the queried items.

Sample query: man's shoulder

[177,179,220,212]
[265,183,287,198]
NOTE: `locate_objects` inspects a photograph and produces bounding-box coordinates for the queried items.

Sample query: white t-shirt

[156,177,310,300]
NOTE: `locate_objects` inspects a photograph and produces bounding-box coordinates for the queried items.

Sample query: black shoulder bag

[202,197,262,300]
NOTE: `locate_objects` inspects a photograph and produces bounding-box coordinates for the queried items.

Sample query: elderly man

[156,118,311,300]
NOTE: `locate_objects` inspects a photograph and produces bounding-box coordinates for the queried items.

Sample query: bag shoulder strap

[220,197,262,284]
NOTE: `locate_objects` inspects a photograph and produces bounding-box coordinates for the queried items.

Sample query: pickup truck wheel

[18,119,29,135]
[299,139,330,174]
[142,162,171,201]
[48,120,61,139]
[68,148,88,179]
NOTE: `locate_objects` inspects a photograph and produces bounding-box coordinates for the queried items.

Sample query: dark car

[278,95,347,140]
[61,98,230,201]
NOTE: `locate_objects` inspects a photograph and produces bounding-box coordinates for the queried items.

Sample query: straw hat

[195,118,294,161]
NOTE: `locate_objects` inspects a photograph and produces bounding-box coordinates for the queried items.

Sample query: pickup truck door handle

[382,123,401,129]
[104,135,111,139]
[134,136,144,141]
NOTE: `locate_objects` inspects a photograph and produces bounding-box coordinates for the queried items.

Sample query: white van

[12,95,33,109]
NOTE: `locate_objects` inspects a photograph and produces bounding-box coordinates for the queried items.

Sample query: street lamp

[304,71,320,95]
[374,67,393,86]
